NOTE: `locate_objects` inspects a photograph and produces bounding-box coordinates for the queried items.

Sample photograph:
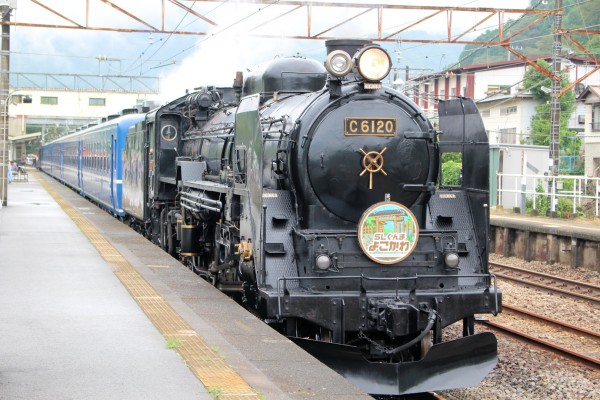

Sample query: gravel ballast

[439,255,600,400]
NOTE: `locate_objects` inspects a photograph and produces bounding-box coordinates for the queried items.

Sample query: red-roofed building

[410,56,598,145]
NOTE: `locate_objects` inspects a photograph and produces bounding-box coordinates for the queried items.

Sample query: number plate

[344,117,397,136]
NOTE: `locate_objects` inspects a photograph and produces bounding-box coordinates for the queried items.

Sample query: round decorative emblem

[161,124,178,141]
[357,201,419,264]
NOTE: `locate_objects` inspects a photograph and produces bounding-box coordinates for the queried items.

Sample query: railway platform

[490,210,600,270]
[0,171,371,400]
[491,211,600,240]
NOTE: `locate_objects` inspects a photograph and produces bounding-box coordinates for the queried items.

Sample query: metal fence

[496,173,600,217]
[559,156,584,174]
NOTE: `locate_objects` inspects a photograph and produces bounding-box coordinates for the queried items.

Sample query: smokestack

[325,39,370,58]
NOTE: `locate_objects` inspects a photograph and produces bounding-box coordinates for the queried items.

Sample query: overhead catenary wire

[9,1,597,75]
[402,0,550,83]
[141,0,282,76]
[124,0,235,75]
[7,0,598,88]
[141,0,565,77]
[404,12,599,111]
[135,0,526,74]
[400,0,598,87]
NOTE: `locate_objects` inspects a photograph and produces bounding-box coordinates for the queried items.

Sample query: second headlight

[325,50,353,77]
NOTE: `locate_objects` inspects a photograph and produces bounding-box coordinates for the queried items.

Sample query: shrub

[441,160,462,186]
[526,184,548,215]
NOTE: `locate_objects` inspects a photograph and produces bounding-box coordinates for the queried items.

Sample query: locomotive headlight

[444,252,460,269]
[355,46,392,82]
[315,254,332,270]
[325,50,353,77]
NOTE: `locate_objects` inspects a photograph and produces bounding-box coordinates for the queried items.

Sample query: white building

[476,94,538,145]
[490,144,549,210]
[409,56,600,210]
[7,87,159,163]
[411,56,599,144]
[577,86,600,177]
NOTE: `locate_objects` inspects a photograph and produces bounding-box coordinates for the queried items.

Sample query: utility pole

[547,0,563,216]
[0,1,15,208]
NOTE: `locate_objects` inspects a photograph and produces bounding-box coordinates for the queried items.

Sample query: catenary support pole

[0,4,13,208]
[547,0,563,216]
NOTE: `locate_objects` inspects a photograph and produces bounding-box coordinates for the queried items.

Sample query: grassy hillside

[458,0,600,66]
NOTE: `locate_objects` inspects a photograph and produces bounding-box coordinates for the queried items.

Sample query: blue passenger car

[40,113,144,216]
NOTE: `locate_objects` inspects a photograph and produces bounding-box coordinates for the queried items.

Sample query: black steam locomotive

[42,40,501,395]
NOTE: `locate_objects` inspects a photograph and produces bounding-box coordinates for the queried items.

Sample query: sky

[6,0,531,106]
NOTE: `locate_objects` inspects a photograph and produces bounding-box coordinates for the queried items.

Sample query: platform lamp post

[0,0,15,208]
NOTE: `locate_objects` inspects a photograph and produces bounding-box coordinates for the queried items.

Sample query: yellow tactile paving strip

[34,171,261,400]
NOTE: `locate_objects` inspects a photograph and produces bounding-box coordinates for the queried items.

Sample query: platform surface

[491,210,600,240]
[0,176,211,399]
[0,173,371,400]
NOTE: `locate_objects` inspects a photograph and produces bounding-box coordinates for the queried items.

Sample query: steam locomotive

[41,40,501,395]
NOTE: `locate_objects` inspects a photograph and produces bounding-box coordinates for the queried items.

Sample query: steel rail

[479,319,600,368]
[503,303,600,340]
[490,262,600,304]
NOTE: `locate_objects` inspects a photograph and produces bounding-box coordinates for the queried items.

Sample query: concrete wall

[490,223,600,271]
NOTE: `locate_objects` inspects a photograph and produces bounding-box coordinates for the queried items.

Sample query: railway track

[490,261,600,304]
[481,262,600,367]
[496,303,600,362]
[481,323,599,368]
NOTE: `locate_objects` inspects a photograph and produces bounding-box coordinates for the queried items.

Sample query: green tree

[27,139,42,156]
[522,59,581,156]
[440,152,462,186]
[458,0,600,66]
